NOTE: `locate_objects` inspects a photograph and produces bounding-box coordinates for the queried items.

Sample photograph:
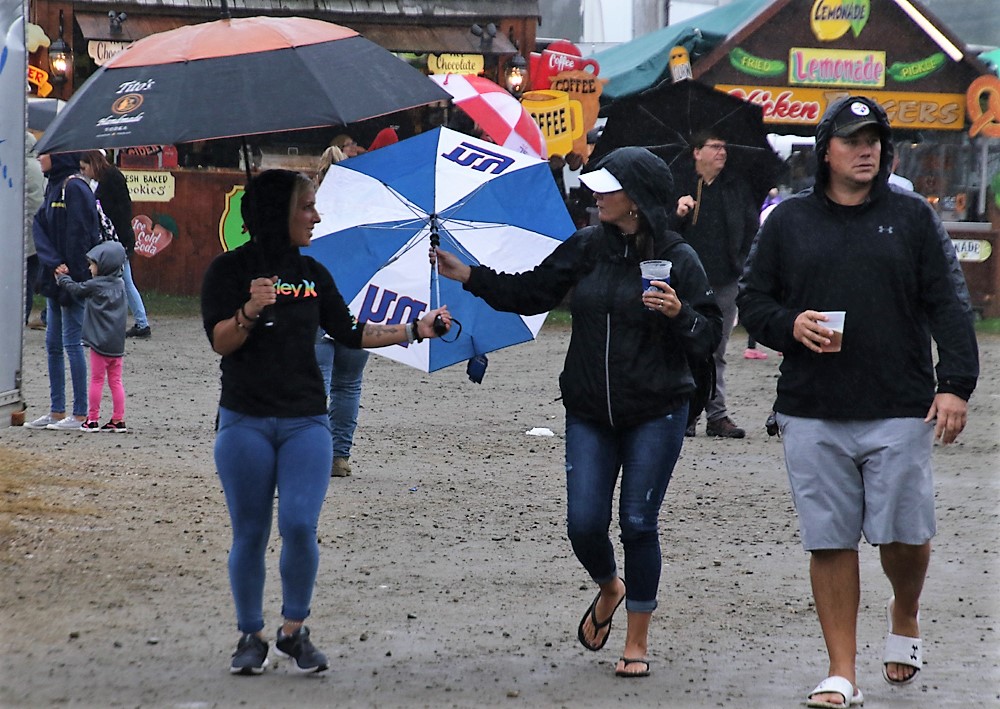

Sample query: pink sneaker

[743,348,768,360]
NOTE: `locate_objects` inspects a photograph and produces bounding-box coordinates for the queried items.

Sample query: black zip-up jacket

[465,147,722,428]
[737,96,978,419]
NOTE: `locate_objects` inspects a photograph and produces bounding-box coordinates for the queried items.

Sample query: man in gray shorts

[737,95,979,709]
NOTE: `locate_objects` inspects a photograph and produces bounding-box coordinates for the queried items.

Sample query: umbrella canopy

[431,74,547,158]
[27,97,66,132]
[36,16,449,154]
[312,127,574,373]
[593,79,786,206]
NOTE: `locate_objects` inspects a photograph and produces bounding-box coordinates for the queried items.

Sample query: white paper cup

[819,311,846,352]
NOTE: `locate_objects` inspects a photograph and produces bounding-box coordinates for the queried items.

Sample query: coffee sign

[548,70,605,157]
[521,89,585,157]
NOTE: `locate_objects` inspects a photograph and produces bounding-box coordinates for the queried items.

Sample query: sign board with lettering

[521,89,585,157]
[718,84,965,131]
[123,170,176,202]
[695,0,985,132]
[428,54,484,75]
[88,40,129,66]
[547,70,606,157]
[952,239,992,263]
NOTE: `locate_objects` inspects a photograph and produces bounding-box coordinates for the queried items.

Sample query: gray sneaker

[273,626,328,674]
[332,457,352,477]
[46,416,86,431]
[24,414,60,429]
[230,633,269,675]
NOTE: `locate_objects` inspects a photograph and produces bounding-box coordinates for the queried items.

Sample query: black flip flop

[615,657,650,678]
[577,587,625,652]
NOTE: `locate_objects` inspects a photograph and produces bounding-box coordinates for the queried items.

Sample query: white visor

[579,168,623,193]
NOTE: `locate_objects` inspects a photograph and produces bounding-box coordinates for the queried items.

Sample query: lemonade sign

[811,0,870,41]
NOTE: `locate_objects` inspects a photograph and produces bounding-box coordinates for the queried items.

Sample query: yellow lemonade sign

[811,0,870,41]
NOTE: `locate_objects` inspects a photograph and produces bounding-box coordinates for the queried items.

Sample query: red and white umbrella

[431,74,546,159]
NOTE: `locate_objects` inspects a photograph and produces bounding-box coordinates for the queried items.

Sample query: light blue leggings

[215,407,332,633]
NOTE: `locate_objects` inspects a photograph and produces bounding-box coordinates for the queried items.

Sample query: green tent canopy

[979,48,1000,76]
[589,0,772,102]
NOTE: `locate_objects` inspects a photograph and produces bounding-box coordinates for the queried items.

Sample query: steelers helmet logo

[850,101,870,117]
[112,94,144,115]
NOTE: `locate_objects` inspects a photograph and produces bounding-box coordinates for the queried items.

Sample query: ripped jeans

[564,405,688,613]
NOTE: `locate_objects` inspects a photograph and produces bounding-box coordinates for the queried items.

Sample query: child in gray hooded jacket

[56,240,129,432]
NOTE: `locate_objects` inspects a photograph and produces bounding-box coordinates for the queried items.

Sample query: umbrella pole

[430,214,442,309]
[240,137,252,182]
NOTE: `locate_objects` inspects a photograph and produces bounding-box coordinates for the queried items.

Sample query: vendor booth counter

[129,169,253,297]
[946,219,1000,319]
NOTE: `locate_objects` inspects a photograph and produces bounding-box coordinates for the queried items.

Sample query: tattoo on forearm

[363,323,403,342]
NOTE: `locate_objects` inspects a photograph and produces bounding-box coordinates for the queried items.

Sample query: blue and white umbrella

[312,127,575,373]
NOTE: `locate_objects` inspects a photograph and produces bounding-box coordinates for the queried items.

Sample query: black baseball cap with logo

[830,97,883,137]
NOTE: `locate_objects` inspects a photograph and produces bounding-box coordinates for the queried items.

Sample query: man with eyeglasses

[670,129,759,438]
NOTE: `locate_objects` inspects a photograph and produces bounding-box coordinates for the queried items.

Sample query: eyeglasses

[701,142,727,152]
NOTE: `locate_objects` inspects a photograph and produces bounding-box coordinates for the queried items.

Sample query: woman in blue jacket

[27,152,99,431]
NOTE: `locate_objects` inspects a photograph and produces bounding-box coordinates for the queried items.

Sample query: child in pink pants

[55,240,130,432]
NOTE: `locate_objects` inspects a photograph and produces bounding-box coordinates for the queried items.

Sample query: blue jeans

[314,334,370,458]
[565,405,688,613]
[123,258,148,328]
[215,407,332,633]
[25,255,39,324]
[45,296,87,417]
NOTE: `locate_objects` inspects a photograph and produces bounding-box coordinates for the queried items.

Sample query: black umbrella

[592,79,786,206]
[35,15,449,164]
[27,97,66,132]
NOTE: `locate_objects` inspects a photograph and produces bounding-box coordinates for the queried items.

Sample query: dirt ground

[0,317,997,709]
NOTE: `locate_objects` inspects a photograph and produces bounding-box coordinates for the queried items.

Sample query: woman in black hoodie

[201,170,450,677]
[434,147,722,678]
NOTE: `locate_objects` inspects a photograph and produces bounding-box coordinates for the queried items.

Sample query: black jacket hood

[813,95,893,196]
[241,169,301,261]
[588,147,675,236]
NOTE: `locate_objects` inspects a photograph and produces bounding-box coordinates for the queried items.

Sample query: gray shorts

[775,415,936,550]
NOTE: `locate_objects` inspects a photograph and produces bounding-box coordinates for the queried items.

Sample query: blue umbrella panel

[312,127,575,372]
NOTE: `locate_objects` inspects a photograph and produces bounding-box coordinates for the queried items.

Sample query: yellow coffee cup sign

[521,89,584,157]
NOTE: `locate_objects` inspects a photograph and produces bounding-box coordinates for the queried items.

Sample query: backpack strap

[60,173,90,201]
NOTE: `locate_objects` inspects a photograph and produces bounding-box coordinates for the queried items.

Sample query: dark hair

[691,129,724,151]
[80,149,113,181]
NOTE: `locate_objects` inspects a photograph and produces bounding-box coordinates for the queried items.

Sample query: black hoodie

[201,170,363,418]
[32,152,99,301]
[737,96,978,419]
[465,147,723,428]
